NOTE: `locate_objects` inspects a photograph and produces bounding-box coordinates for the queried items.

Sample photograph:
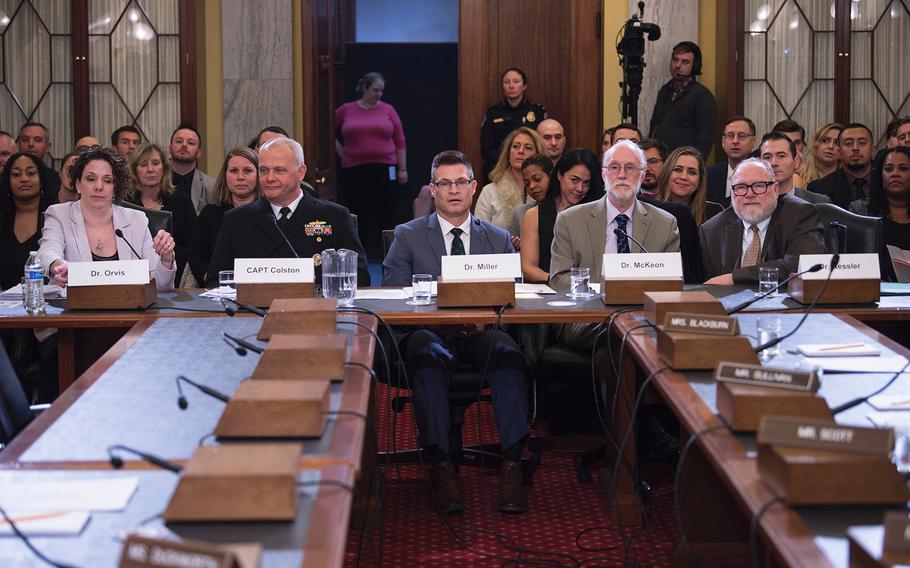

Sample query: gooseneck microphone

[271,214,300,258]
[107,444,183,473]
[830,220,846,255]
[176,375,230,410]
[613,228,650,254]
[114,228,141,259]
[726,263,824,315]
[219,297,267,317]
[223,332,263,355]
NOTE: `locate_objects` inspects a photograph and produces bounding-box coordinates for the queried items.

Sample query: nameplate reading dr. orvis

[602,252,682,280]
[234,258,314,284]
[757,415,893,456]
[715,362,818,392]
[441,253,520,282]
[663,312,738,336]
[798,253,880,280]
[67,260,150,286]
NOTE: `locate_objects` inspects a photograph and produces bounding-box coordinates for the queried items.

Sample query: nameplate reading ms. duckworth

[757,415,893,456]
[715,362,818,392]
[663,312,739,336]
[234,258,315,283]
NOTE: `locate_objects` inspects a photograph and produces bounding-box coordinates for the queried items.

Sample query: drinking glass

[756,316,782,361]
[569,267,593,299]
[758,267,779,296]
[409,274,433,305]
[218,270,235,290]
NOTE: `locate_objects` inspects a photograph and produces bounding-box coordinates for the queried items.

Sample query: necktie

[450,228,465,255]
[615,214,630,254]
[851,179,866,201]
[742,224,761,267]
[277,206,291,230]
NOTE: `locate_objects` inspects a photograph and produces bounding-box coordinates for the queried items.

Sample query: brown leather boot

[428,460,464,515]
[498,459,528,514]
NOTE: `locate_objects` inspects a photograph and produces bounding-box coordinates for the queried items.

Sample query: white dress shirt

[603,198,636,254]
[437,213,472,255]
[269,188,305,220]
[725,164,734,198]
[740,216,771,265]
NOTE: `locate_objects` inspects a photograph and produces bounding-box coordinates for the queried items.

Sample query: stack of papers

[801,355,908,373]
[201,287,237,300]
[0,283,65,301]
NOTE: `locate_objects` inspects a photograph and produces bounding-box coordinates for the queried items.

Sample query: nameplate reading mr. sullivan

[68,260,150,286]
[663,312,738,336]
[757,415,893,456]
[234,258,314,284]
[715,362,817,392]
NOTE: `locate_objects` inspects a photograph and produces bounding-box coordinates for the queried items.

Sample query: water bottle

[23,251,45,315]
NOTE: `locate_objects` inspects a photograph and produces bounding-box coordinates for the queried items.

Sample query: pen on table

[0,511,65,526]
[818,343,866,352]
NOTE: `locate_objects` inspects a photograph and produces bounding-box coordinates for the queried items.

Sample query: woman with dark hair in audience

[126,143,197,284]
[799,122,842,186]
[848,146,910,281]
[0,153,55,290]
[506,154,553,237]
[520,148,604,282]
[655,146,722,228]
[57,152,79,203]
[186,147,260,286]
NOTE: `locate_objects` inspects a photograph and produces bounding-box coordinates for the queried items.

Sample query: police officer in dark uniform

[480,68,547,175]
[205,137,370,287]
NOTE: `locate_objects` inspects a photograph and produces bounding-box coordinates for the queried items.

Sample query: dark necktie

[450,228,465,255]
[615,214,630,254]
[278,206,291,230]
[851,179,866,202]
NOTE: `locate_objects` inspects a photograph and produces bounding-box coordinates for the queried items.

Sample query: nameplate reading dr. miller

[715,362,818,392]
[234,258,315,284]
[663,312,739,336]
[757,415,893,456]
[602,252,682,280]
[68,259,150,286]
[441,253,520,282]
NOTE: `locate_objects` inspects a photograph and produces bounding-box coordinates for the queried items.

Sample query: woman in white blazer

[38,147,177,289]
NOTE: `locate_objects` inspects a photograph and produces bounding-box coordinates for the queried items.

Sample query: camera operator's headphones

[673,41,702,76]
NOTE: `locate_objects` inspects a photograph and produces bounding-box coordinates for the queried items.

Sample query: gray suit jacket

[382,213,514,286]
[792,187,831,205]
[549,197,681,290]
[190,169,215,215]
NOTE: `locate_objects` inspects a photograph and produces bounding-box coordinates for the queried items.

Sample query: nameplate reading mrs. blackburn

[67,260,150,286]
[663,312,739,336]
[757,415,893,456]
[715,362,818,392]
[234,258,314,283]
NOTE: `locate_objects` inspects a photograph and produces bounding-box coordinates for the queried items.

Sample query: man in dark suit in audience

[701,158,826,285]
[759,132,830,205]
[383,150,529,516]
[206,137,369,287]
[17,121,60,201]
[807,123,876,209]
[706,116,756,204]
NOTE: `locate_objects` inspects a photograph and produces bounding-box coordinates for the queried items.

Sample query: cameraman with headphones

[648,41,717,161]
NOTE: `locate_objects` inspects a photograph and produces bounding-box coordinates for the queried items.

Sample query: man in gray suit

[549,139,681,291]
[382,150,529,516]
[759,132,830,205]
[169,123,214,214]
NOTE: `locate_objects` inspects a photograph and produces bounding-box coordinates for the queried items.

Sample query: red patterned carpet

[345,384,678,567]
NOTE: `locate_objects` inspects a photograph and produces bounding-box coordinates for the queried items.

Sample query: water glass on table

[568,267,593,299]
[218,270,235,290]
[409,274,433,305]
[756,316,782,361]
[758,267,779,296]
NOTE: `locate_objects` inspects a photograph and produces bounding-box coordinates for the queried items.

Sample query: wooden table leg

[56,328,76,394]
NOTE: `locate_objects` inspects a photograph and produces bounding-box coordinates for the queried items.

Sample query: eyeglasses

[722,132,754,141]
[603,163,644,176]
[76,144,101,153]
[433,178,473,190]
[730,180,774,196]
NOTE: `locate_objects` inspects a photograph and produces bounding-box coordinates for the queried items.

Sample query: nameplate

[119,534,242,568]
[234,258,314,283]
[440,253,520,282]
[757,415,893,456]
[798,253,881,280]
[663,312,739,336]
[602,252,682,280]
[883,511,910,555]
[68,260,150,286]
[715,362,818,392]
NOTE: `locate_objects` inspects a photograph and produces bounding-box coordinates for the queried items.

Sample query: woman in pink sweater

[335,72,407,258]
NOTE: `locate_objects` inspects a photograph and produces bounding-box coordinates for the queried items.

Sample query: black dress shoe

[428,461,464,515]
[498,459,528,514]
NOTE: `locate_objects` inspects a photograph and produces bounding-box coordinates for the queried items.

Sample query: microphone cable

[0,502,79,568]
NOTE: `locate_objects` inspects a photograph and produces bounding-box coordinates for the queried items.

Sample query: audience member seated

[759,132,830,204]
[475,126,545,242]
[601,128,612,155]
[637,138,668,198]
[771,119,808,187]
[0,153,55,290]
[251,125,289,150]
[536,119,566,166]
[799,122,843,186]
[74,136,102,153]
[707,115,756,204]
[480,67,547,175]
[206,137,369,288]
[382,150,528,515]
[848,146,910,281]
[111,125,141,159]
[807,122,876,209]
[412,184,435,219]
[38,147,176,289]
[0,130,16,170]
[701,158,826,285]
[186,147,260,287]
[126,143,197,285]
[655,146,722,227]
[16,122,60,201]
[56,153,79,204]
[887,116,910,149]
[507,154,552,237]
[611,123,642,144]
[169,123,214,215]
[520,149,603,283]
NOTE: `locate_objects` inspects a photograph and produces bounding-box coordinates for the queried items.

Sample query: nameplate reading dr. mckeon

[757,415,893,456]
[663,312,739,336]
[715,362,818,392]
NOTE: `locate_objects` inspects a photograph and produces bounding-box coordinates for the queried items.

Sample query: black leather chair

[0,342,45,447]
[815,203,882,254]
[117,200,173,236]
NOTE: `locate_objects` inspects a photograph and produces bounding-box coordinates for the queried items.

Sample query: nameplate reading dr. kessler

[798,253,881,280]
[441,253,520,282]
[67,259,150,286]
[602,252,682,280]
[757,415,893,456]
[715,362,818,392]
[663,312,739,336]
[234,258,315,283]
